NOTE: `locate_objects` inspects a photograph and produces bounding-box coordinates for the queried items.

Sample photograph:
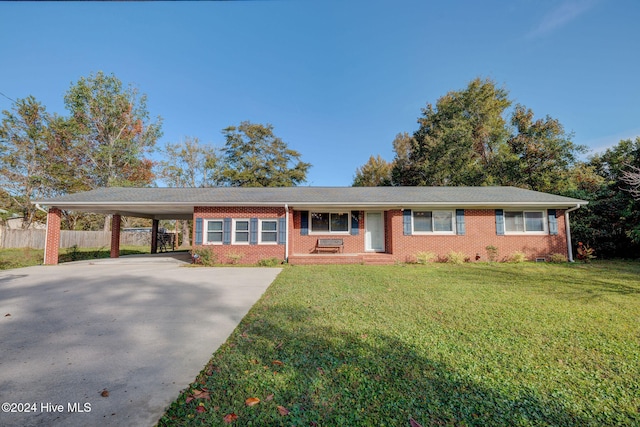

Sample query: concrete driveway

[0,256,281,427]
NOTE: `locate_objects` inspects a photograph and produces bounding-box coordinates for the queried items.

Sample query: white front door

[365,212,385,252]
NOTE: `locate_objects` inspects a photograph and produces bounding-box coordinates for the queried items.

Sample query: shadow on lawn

[166,304,606,427]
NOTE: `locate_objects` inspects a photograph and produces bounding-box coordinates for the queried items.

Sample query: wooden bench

[316,238,344,253]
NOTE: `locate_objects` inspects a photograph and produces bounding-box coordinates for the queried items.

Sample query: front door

[365,212,385,252]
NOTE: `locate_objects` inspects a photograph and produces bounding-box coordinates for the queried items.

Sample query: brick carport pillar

[110,214,121,258]
[151,219,159,254]
[44,207,62,265]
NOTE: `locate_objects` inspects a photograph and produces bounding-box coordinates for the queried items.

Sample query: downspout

[284,204,289,263]
[564,204,581,262]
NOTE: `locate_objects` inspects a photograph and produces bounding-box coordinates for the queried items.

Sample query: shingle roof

[37,186,586,205]
[33,186,587,219]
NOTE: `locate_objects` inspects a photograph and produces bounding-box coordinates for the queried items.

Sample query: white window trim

[203,219,223,245]
[232,218,250,245]
[412,210,456,235]
[259,219,279,245]
[504,210,548,235]
[308,211,351,235]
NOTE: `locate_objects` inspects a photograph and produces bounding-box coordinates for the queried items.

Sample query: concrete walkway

[0,259,281,426]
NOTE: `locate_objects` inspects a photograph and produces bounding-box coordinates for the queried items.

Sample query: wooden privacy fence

[0,229,153,249]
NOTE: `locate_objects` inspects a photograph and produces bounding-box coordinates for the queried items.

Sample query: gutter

[564,204,582,262]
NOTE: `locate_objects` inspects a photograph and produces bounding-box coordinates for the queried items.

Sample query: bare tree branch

[621,165,640,200]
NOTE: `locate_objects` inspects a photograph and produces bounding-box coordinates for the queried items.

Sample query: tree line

[0,72,310,231]
[353,78,640,258]
[2,73,638,257]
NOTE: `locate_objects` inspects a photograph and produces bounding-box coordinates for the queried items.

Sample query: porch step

[288,253,395,266]
[362,254,395,265]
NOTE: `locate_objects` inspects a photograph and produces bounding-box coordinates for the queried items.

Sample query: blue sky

[1,0,639,187]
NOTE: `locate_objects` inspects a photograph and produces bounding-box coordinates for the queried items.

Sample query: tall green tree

[567,137,640,257]
[220,121,310,187]
[64,71,162,189]
[394,78,511,186]
[352,155,391,186]
[0,96,51,228]
[496,104,587,193]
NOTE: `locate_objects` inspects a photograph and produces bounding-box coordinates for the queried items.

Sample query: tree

[64,71,162,189]
[64,72,162,230]
[621,165,640,200]
[389,132,414,186]
[220,121,310,187]
[353,155,392,186]
[393,77,511,186]
[496,104,587,193]
[157,137,219,246]
[157,137,219,188]
[0,96,51,228]
[567,137,640,256]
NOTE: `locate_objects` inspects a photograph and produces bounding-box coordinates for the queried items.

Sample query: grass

[159,261,640,426]
[0,246,149,269]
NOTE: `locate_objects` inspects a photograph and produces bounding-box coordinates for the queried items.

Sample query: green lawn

[0,246,149,269]
[159,262,640,426]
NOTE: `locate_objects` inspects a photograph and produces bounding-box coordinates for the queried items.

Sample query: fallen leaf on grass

[186,389,210,403]
[192,389,210,400]
[272,360,284,366]
[277,405,290,416]
[223,413,238,423]
[275,341,283,349]
[265,394,274,401]
[196,403,206,413]
[409,417,423,427]
[245,397,260,406]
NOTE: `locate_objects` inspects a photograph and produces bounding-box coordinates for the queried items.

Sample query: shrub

[257,257,281,267]
[68,244,81,261]
[226,251,244,265]
[415,251,437,264]
[549,253,567,263]
[446,251,468,264]
[485,245,499,262]
[508,251,528,263]
[191,248,216,266]
[576,242,596,263]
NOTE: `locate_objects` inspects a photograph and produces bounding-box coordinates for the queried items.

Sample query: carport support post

[110,214,121,258]
[151,219,159,254]
[44,207,62,265]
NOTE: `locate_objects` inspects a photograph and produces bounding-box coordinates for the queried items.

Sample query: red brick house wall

[194,207,568,264]
[386,209,567,262]
[193,206,287,264]
[290,210,365,254]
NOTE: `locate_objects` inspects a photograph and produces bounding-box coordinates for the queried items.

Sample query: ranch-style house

[35,186,587,265]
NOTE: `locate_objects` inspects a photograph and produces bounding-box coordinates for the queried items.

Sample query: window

[260,220,278,243]
[310,212,350,233]
[412,210,454,233]
[234,219,249,243]
[204,220,223,244]
[505,211,546,233]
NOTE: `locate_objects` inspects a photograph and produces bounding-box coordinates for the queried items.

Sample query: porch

[288,252,396,265]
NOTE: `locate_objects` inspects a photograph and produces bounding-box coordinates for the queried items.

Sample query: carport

[35,188,196,265]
